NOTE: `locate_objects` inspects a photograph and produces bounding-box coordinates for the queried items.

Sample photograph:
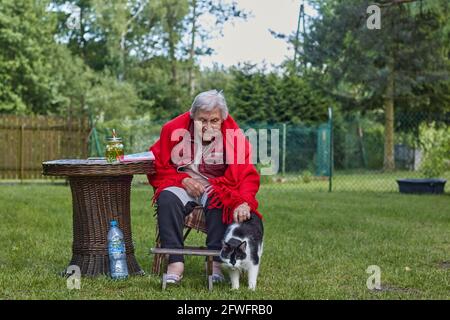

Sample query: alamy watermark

[64,2,81,30]
[170,122,280,175]
[366,5,381,30]
[47,2,81,30]
[366,265,381,290]
[66,265,81,290]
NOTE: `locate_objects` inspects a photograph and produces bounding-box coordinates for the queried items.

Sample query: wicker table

[42,159,155,277]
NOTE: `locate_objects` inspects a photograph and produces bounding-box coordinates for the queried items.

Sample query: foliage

[0,0,448,144]
[0,0,63,114]
[87,72,139,124]
[417,122,450,178]
[227,64,331,124]
[302,0,450,113]
[301,170,313,183]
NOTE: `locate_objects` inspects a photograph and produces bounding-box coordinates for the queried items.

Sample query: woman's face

[193,107,223,141]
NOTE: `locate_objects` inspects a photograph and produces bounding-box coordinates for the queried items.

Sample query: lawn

[0,182,449,299]
[257,169,450,193]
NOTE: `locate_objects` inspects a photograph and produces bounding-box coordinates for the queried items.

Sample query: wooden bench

[150,206,221,291]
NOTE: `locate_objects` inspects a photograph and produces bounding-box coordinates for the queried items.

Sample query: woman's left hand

[233,202,251,223]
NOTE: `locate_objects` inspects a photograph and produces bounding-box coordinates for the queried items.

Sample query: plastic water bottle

[107,220,129,279]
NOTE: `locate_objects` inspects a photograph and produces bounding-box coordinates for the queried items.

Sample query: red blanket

[147,111,262,224]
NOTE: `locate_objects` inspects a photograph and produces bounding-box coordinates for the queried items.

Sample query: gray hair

[190,89,228,119]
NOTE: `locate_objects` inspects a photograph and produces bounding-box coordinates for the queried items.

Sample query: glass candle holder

[105,136,124,163]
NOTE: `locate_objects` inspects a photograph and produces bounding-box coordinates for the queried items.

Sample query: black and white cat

[220,213,264,290]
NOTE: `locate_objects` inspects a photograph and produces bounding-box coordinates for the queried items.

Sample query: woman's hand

[182,178,205,198]
[233,202,251,223]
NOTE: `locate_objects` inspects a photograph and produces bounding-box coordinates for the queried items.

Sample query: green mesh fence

[332,112,450,193]
[87,111,449,193]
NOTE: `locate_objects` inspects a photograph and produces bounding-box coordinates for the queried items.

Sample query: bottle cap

[110,220,118,227]
[107,136,122,142]
[108,129,122,142]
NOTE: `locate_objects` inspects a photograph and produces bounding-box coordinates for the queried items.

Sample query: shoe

[165,273,183,285]
[211,273,226,283]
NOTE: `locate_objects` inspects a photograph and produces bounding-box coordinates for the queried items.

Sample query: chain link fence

[88,111,450,193]
[332,112,449,193]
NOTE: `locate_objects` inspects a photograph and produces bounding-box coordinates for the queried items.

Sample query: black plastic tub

[396,178,447,194]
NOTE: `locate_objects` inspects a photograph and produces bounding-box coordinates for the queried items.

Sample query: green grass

[0,182,449,299]
[228,169,450,193]
[9,168,450,194]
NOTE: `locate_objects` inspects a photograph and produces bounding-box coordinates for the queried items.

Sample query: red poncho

[147,111,262,224]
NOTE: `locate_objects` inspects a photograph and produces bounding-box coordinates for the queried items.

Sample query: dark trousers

[156,190,227,264]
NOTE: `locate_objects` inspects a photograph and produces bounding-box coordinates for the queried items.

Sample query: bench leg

[161,254,170,290]
[152,232,163,275]
[208,275,213,292]
[162,273,167,290]
[207,256,214,291]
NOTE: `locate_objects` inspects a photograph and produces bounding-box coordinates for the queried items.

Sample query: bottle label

[108,235,126,257]
[113,262,126,274]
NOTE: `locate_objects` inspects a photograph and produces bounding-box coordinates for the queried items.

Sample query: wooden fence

[0,115,90,180]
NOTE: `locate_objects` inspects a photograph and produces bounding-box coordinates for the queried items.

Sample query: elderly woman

[147,90,262,284]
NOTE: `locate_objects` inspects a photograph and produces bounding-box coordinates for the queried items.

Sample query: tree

[302,0,450,170]
[50,0,249,118]
[0,0,92,115]
[94,0,149,81]
[52,0,104,69]
[185,0,247,95]
[53,0,160,80]
[227,64,329,124]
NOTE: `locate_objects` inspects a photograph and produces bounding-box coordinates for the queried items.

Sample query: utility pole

[293,1,306,70]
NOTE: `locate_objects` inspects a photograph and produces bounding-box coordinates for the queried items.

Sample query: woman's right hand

[182,177,205,198]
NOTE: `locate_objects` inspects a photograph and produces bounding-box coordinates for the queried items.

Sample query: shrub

[302,170,313,183]
[417,122,450,178]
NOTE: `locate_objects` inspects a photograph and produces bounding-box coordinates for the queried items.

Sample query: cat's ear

[238,241,247,252]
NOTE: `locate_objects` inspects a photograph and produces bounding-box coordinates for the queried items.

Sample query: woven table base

[66,175,144,276]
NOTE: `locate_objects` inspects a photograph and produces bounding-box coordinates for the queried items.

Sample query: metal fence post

[20,123,25,183]
[282,123,286,176]
[328,107,333,192]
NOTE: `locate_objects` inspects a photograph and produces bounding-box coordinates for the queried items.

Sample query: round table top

[42,159,155,177]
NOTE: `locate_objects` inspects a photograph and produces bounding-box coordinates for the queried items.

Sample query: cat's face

[220,239,247,269]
